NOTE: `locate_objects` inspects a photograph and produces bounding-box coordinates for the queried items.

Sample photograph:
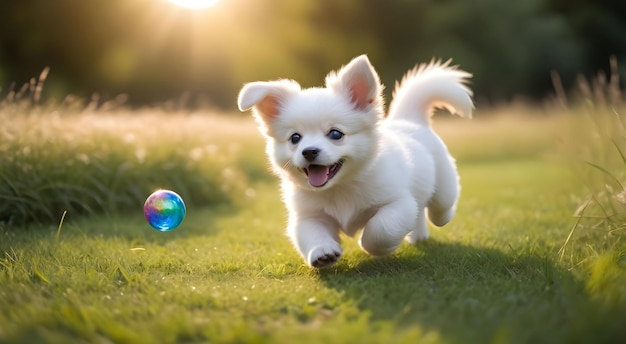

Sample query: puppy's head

[238,55,384,190]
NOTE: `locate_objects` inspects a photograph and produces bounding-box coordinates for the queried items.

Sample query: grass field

[1,100,626,343]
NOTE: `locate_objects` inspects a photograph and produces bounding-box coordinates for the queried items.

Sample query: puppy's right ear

[237,80,301,124]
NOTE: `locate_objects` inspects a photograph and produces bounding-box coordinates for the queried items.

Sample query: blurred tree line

[0,0,624,108]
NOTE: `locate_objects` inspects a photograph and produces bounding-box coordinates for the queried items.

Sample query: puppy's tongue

[307,165,329,187]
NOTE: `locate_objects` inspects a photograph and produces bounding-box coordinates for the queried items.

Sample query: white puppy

[238,55,472,268]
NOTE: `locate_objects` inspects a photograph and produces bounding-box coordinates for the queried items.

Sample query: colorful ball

[144,189,186,231]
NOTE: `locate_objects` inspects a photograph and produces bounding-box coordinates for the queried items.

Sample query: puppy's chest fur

[325,202,378,237]
[295,185,382,237]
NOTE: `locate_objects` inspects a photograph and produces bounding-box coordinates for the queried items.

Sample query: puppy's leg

[288,215,342,268]
[427,202,457,227]
[428,156,460,226]
[405,207,429,244]
[359,197,417,256]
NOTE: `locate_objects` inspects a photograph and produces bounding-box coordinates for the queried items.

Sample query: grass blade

[559,198,590,262]
[56,210,67,241]
[585,161,624,191]
[610,138,626,166]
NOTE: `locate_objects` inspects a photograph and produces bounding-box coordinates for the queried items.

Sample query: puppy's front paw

[308,245,342,268]
[405,230,429,244]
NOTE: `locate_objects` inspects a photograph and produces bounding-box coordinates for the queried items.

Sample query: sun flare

[169,0,220,9]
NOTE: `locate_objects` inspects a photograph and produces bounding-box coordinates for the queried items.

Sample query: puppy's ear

[237,80,301,123]
[326,55,383,111]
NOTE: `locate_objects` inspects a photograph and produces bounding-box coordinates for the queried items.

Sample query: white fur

[237,55,473,268]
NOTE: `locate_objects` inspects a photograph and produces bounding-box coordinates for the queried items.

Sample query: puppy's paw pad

[309,247,342,268]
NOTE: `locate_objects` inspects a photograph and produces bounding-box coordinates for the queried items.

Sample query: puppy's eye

[290,133,302,144]
[327,129,344,141]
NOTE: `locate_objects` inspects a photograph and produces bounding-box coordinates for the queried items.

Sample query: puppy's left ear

[237,80,301,124]
[326,55,383,111]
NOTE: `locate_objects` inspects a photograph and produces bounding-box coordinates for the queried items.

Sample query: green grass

[1,104,626,343]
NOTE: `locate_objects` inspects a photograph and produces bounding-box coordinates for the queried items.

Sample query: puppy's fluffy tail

[387,60,473,125]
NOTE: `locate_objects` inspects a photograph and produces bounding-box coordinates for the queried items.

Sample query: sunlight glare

[169,0,220,9]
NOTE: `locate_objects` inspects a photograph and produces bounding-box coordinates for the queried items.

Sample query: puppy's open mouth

[303,160,343,187]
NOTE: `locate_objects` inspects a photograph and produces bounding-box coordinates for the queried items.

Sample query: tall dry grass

[0,70,267,226]
[554,56,626,261]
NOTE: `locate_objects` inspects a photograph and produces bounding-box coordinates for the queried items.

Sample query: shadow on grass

[318,240,626,344]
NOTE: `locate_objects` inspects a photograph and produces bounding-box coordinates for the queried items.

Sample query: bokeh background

[0,0,624,108]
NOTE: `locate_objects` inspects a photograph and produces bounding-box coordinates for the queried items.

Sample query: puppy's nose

[302,147,320,162]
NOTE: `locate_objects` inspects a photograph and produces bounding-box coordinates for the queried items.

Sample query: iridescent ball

[144,190,186,231]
